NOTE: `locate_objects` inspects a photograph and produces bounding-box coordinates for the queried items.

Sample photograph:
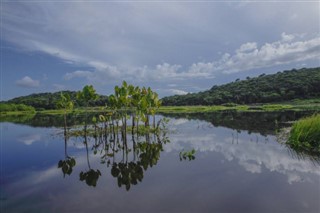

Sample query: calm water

[1,112,319,213]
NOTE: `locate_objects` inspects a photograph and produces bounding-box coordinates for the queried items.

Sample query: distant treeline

[3,91,108,110]
[162,67,320,106]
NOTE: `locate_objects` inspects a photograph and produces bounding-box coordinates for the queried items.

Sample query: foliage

[76,85,99,106]
[287,114,320,154]
[56,92,74,111]
[3,90,107,110]
[162,67,320,106]
[0,103,35,112]
[106,81,161,132]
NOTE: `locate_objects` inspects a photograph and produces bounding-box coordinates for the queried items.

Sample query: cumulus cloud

[218,34,320,74]
[15,76,40,88]
[2,2,320,89]
[189,33,320,74]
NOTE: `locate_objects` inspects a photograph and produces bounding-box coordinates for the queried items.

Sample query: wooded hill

[4,91,108,110]
[161,67,320,106]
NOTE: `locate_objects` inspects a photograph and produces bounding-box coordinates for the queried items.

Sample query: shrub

[0,103,35,112]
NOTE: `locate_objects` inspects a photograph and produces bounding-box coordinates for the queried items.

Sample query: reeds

[287,114,320,153]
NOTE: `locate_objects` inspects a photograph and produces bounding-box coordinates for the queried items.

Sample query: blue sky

[1,1,319,100]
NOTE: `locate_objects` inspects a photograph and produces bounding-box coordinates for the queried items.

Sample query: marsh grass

[287,114,320,154]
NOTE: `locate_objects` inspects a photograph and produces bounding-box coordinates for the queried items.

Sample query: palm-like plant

[105,83,161,135]
[56,92,74,135]
[77,85,98,133]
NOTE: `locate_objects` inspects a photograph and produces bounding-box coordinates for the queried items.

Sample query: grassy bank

[158,99,320,114]
[286,114,320,154]
[1,99,319,115]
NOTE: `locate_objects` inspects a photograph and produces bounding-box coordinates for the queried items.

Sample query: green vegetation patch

[287,114,320,154]
[0,103,35,113]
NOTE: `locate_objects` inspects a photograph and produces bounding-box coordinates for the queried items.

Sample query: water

[1,112,319,213]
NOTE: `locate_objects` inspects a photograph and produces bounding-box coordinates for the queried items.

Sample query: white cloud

[216,34,320,74]
[17,134,41,145]
[168,89,188,95]
[64,70,93,80]
[238,42,257,53]
[281,32,295,42]
[15,76,40,88]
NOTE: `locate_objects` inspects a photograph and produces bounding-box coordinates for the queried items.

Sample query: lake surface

[1,112,319,213]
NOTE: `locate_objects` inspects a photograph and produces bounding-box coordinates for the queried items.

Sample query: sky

[1,1,319,100]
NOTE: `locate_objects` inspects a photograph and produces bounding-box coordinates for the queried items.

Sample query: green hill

[161,67,320,106]
[4,91,108,110]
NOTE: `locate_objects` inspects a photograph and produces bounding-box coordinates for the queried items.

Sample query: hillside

[4,91,108,110]
[161,67,320,106]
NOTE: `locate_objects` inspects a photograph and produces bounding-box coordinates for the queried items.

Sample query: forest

[2,91,108,110]
[161,67,320,106]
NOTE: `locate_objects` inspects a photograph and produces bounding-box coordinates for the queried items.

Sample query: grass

[0,111,36,116]
[1,98,319,115]
[158,102,318,114]
[287,114,320,154]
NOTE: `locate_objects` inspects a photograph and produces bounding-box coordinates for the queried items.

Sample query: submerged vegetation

[286,114,320,154]
[54,82,170,189]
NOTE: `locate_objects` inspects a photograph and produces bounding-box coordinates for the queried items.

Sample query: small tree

[77,85,98,133]
[56,92,74,136]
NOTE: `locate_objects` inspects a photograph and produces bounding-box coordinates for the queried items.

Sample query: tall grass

[287,114,320,153]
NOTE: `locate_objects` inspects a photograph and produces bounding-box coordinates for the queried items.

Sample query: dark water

[1,112,319,213]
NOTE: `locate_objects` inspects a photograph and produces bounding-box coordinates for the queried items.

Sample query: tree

[77,85,98,133]
[56,92,74,135]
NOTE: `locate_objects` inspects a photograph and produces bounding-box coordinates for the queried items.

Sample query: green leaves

[77,85,98,106]
[56,92,74,111]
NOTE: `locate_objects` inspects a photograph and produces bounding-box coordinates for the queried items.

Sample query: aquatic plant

[106,81,161,137]
[56,92,74,135]
[77,85,98,133]
[179,149,196,161]
[287,114,320,154]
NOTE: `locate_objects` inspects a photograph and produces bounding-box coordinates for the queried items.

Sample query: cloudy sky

[1,1,319,100]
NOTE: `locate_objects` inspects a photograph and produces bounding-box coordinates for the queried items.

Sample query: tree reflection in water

[58,118,170,190]
[58,128,76,177]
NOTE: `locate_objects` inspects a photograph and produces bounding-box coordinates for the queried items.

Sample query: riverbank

[1,98,319,116]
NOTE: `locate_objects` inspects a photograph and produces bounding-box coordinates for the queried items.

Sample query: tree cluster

[4,91,107,110]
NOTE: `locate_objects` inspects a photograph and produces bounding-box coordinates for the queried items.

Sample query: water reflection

[17,133,41,145]
[58,131,76,178]
[58,118,171,190]
[166,119,320,184]
[162,110,316,135]
[2,113,320,212]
